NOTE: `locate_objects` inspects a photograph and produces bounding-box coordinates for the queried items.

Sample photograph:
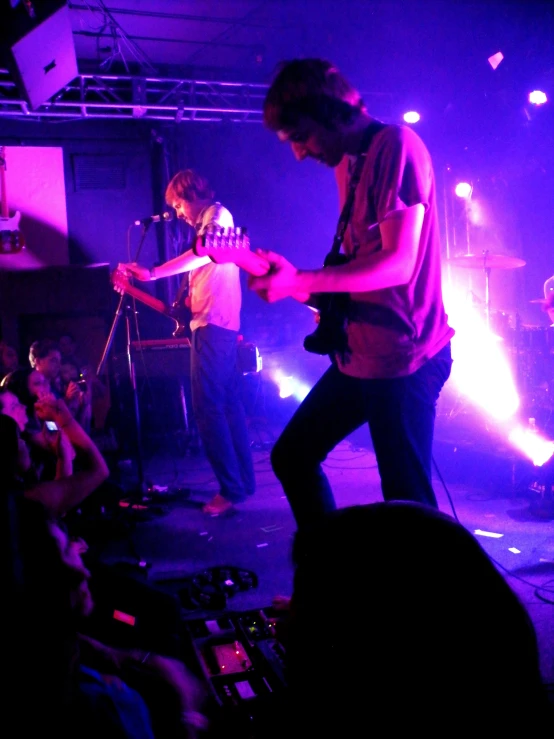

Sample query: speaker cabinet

[4,2,78,109]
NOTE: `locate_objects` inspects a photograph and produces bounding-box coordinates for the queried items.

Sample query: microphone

[134,211,173,227]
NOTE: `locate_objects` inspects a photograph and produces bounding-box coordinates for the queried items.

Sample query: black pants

[271,343,452,530]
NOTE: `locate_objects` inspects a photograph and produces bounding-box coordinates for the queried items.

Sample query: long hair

[263,58,365,132]
[165,169,214,204]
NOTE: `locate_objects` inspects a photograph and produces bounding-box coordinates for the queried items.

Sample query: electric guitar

[111,269,189,337]
[193,226,348,357]
[0,146,25,254]
[193,225,270,275]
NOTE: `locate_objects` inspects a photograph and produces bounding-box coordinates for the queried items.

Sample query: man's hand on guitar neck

[117,262,152,281]
[248,250,310,304]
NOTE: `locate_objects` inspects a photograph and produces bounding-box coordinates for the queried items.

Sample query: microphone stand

[98,221,151,497]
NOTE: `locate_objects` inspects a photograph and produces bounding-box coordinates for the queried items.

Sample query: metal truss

[0,69,268,123]
[0,69,395,124]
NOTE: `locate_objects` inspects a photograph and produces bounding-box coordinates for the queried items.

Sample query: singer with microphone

[118,169,255,516]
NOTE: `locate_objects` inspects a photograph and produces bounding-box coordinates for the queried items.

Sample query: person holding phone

[0,392,109,517]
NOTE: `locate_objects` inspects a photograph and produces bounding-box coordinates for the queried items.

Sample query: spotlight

[508,425,554,467]
[403,111,420,124]
[528,90,547,105]
[278,376,294,399]
[271,369,311,403]
[455,182,472,199]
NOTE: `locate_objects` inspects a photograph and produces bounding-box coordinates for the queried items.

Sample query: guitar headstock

[111,268,130,294]
[194,226,250,263]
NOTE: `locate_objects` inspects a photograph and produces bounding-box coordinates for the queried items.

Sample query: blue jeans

[271,343,452,530]
[191,324,255,503]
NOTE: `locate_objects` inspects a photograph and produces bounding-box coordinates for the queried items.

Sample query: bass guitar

[0,147,25,254]
[111,269,189,337]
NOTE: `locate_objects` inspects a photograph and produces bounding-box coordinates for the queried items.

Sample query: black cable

[432,455,459,521]
[432,455,554,601]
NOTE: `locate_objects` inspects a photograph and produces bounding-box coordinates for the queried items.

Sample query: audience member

[58,332,83,367]
[29,338,63,393]
[0,341,20,380]
[2,494,207,738]
[2,367,70,479]
[0,394,109,517]
[60,357,92,432]
[285,502,551,736]
[30,338,92,430]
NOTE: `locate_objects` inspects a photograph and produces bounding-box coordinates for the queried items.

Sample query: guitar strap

[330,119,386,258]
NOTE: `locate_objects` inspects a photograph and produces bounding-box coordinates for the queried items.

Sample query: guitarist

[249,59,455,530]
[118,169,255,516]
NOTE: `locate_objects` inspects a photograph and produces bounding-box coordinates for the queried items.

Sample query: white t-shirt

[189,203,242,332]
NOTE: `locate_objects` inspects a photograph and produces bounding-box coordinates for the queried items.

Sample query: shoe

[203,493,235,516]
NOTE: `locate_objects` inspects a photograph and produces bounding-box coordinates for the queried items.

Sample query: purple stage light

[455,182,472,199]
[528,90,547,105]
[403,111,420,124]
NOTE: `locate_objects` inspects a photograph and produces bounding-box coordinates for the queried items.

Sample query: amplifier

[114,339,261,378]
[112,339,191,378]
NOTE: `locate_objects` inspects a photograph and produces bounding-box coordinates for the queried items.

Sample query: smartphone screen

[45,421,59,432]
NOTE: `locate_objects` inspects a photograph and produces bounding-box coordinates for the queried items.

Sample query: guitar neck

[230,250,271,277]
[0,158,8,219]
[121,282,172,316]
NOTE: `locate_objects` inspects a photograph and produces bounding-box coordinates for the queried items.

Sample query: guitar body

[0,211,26,253]
[0,147,25,255]
[303,252,351,358]
[168,304,189,337]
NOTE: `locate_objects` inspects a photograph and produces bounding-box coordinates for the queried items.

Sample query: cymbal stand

[484,265,491,332]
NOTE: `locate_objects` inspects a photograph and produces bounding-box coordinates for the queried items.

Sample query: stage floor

[94,433,554,695]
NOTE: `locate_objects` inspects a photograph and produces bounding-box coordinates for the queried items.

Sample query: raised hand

[35,394,73,427]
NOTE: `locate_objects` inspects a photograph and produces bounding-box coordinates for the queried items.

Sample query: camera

[77,374,87,391]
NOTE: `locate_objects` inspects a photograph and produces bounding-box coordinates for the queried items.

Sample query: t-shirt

[334,124,454,378]
[189,203,242,332]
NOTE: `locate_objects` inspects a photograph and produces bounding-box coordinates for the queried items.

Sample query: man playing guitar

[119,170,255,516]
[249,59,455,530]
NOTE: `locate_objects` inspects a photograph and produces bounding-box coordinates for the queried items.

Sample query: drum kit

[448,250,554,414]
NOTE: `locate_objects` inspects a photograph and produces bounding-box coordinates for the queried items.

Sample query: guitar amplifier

[113,339,191,378]
[115,339,261,378]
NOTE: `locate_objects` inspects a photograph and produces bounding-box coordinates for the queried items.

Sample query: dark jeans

[191,324,255,503]
[271,343,452,530]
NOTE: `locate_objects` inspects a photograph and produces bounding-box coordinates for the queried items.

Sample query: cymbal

[448,253,526,270]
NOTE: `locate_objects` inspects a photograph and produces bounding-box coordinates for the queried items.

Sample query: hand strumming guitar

[117,262,152,281]
[248,249,311,304]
